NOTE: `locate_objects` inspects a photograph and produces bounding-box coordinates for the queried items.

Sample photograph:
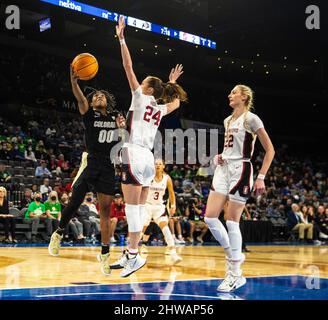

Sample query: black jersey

[82,108,119,161]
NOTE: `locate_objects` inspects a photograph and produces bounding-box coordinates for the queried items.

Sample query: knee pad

[125,204,142,233]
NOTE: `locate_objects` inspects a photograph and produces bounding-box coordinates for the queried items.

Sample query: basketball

[71,53,98,80]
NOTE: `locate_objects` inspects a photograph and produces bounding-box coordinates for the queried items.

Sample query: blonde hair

[225,84,256,141]
[0,186,7,198]
[49,191,58,200]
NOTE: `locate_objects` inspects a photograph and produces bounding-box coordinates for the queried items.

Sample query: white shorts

[121,143,155,187]
[211,160,253,204]
[143,204,168,226]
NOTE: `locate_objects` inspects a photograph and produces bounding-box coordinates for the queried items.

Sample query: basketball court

[1,244,327,300]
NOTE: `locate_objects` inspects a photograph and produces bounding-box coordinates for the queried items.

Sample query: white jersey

[222,111,264,161]
[125,86,167,150]
[147,174,169,206]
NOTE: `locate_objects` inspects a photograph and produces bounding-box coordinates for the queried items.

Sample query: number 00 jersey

[146,174,169,206]
[82,108,118,160]
[125,86,167,150]
[222,111,264,161]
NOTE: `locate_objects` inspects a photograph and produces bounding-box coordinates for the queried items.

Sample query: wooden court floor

[0,245,327,290]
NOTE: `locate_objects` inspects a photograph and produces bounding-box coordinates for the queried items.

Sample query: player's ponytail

[161,82,188,104]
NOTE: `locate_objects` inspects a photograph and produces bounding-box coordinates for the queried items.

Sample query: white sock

[226,220,242,262]
[205,217,232,259]
[162,225,175,247]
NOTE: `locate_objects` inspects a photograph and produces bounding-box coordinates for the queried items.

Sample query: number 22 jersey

[125,86,167,150]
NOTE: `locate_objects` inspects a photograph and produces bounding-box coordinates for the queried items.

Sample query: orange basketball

[71,53,98,81]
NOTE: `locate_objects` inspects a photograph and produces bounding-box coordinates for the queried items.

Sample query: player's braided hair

[84,86,117,113]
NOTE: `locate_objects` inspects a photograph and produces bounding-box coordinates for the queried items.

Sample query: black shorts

[73,154,116,196]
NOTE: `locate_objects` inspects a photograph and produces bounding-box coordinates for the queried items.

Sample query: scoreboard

[40,0,217,49]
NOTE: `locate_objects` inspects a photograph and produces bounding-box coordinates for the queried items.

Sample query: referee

[48,65,125,276]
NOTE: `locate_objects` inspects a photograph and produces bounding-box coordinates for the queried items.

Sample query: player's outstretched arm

[166,98,180,115]
[70,65,88,115]
[116,15,140,92]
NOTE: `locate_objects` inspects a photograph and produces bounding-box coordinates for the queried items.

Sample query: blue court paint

[0,276,327,300]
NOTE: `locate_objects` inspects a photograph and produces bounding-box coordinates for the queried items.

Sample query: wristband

[257,174,265,180]
[119,38,126,45]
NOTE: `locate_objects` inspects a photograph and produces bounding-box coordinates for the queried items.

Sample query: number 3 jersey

[82,108,118,161]
[125,86,167,150]
[221,111,264,161]
[146,174,169,206]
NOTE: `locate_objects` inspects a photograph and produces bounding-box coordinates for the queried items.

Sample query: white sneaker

[97,253,111,276]
[110,250,128,269]
[120,254,146,278]
[314,240,322,245]
[48,232,63,257]
[319,232,328,239]
[110,237,117,243]
[175,238,185,245]
[177,237,186,244]
[170,251,182,265]
[217,271,246,292]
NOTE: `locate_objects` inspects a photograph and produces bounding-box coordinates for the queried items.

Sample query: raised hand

[169,64,184,83]
[116,15,126,40]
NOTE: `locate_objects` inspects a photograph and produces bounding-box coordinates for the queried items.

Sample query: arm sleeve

[248,114,264,133]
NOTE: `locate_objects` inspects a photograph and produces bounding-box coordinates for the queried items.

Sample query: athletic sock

[55,227,65,236]
[128,248,138,259]
[101,243,110,255]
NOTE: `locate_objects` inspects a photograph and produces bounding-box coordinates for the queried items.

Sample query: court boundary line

[0,274,307,292]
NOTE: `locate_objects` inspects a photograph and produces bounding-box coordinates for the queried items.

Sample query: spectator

[109,193,127,243]
[0,163,11,184]
[10,144,25,161]
[0,186,17,243]
[60,193,84,243]
[306,205,322,244]
[170,165,183,180]
[24,191,46,242]
[0,143,11,160]
[287,203,313,242]
[19,188,33,210]
[83,192,100,241]
[31,184,39,199]
[53,177,65,195]
[44,191,61,239]
[315,205,328,240]
[57,153,70,173]
[40,177,52,201]
[24,146,37,164]
[170,197,186,244]
[173,179,183,194]
[35,160,52,178]
[185,197,208,243]
[76,203,97,241]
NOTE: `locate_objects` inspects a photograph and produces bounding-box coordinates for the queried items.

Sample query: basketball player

[111,15,187,277]
[140,159,182,264]
[204,84,275,292]
[48,65,126,276]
